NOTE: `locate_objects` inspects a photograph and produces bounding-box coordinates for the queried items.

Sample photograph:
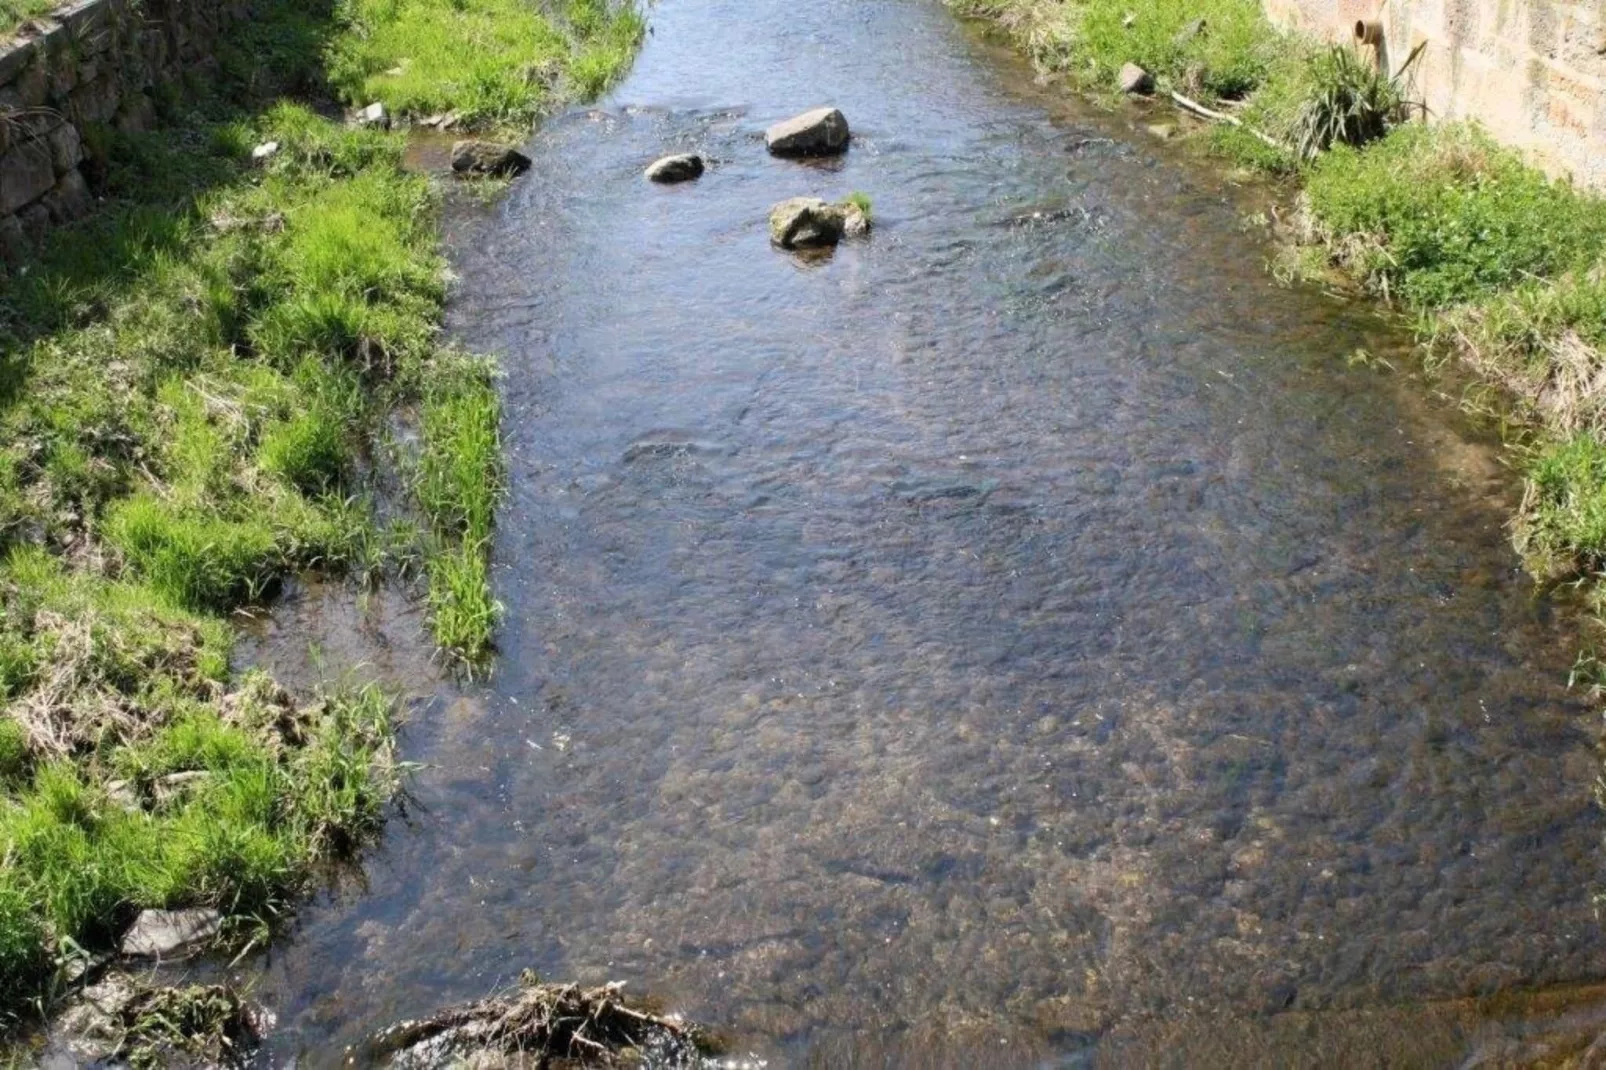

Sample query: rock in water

[765,107,851,156]
[645,153,705,182]
[769,197,849,249]
[450,140,533,177]
[1118,62,1154,95]
[843,206,871,237]
[120,908,223,958]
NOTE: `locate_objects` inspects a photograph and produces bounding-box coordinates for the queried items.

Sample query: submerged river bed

[237,0,1606,1064]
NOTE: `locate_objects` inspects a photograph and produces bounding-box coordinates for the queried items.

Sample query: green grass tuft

[107,497,280,612]
[1516,435,1606,578]
[1289,42,1423,161]
[0,719,29,788]
[417,362,504,659]
[0,0,53,37]
[0,870,50,1027]
[326,0,643,130]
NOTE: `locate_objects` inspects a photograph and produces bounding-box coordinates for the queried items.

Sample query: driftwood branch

[1169,90,1288,151]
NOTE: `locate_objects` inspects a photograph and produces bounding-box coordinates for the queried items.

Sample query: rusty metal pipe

[1355,18,1383,45]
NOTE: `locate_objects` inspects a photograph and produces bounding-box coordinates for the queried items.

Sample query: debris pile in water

[366,975,721,1068]
[52,974,265,1069]
[115,983,263,1069]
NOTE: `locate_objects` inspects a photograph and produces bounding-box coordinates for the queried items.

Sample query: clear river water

[230,0,1606,1064]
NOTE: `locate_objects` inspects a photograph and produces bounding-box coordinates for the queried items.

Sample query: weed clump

[417,360,504,659]
[1290,42,1423,161]
[0,684,395,1013]
[366,977,722,1066]
[115,983,263,1069]
[1304,124,1606,306]
[1515,435,1606,579]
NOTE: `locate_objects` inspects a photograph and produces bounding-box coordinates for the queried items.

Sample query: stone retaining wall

[0,0,249,265]
[1263,0,1606,187]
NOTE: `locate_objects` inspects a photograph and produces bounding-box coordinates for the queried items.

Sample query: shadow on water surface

[237,0,1606,1064]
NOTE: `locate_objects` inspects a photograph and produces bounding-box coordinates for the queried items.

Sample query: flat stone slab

[119,908,222,958]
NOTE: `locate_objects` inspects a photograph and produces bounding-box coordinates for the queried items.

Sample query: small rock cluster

[761,107,869,249]
[53,974,266,1066]
[636,105,870,252]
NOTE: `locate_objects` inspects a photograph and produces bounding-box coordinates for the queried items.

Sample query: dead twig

[1170,90,1288,151]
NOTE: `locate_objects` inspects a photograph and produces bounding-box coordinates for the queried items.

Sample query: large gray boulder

[769,197,848,249]
[645,153,705,183]
[765,107,850,157]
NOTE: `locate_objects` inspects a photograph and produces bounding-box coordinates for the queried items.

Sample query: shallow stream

[240,1,1606,1063]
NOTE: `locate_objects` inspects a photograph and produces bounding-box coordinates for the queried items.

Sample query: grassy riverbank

[954,0,1606,606]
[0,0,640,1030]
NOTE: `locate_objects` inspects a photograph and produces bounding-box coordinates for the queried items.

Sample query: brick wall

[0,0,249,265]
[1263,0,1606,187]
